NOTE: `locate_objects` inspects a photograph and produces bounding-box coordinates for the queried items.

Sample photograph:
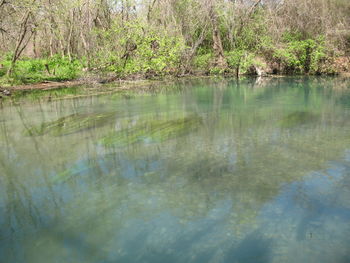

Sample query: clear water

[1,77,350,263]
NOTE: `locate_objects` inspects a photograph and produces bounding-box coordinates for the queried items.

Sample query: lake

[1,77,350,263]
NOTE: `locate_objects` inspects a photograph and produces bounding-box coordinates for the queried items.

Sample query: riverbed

[1,77,350,263]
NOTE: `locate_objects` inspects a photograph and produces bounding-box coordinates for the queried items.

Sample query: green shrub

[209,67,225,75]
[225,50,255,74]
[91,21,184,76]
[46,55,84,80]
[124,33,184,75]
[193,53,213,71]
[273,34,327,74]
[0,55,84,84]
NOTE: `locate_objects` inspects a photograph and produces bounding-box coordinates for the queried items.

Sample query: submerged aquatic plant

[100,115,202,147]
[25,111,117,136]
[280,111,319,128]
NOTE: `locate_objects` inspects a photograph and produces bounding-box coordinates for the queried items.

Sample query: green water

[1,77,350,263]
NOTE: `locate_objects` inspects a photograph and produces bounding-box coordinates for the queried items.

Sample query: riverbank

[1,52,349,93]
[0,74,207,101]
[2,54,349,96]
[1,73,350,104]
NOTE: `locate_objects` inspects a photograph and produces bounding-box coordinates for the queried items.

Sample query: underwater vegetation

[51,163,95,184]
[25,111,118,136]
[280,111,319,128]
[100,115,202,147]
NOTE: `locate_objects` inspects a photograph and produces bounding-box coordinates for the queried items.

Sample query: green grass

[0,55,84,86]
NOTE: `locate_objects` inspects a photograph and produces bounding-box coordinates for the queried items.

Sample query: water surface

[1,77,350,263]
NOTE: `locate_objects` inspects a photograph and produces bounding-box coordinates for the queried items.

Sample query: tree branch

[0,0,7,9]
[248,0,262,16]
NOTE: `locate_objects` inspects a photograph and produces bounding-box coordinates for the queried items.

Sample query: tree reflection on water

[1,77,350,263]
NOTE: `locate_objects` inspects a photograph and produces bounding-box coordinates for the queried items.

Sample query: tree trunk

[7,11,33,76]
[209,2,227,68]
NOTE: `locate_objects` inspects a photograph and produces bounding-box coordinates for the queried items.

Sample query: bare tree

[7,6,37,76]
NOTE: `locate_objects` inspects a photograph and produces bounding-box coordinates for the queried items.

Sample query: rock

[269,62,281,74]
[247,57,281,76]
[2,89,11,96]
[247,65,266,76]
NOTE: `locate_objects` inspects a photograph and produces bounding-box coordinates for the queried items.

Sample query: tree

[7,1,37,76]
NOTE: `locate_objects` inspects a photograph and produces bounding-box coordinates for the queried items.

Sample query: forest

[0,0,349,86]
[1,2,350,261]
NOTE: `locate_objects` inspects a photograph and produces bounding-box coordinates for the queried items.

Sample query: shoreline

[1,73,349,101]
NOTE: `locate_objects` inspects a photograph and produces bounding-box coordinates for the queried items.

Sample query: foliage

[193,53,213,71]
[225,50,255,73]
[0,55,84,84]
[90,21,184,76]
[125,33,184,75]
[0,0,349,86]
[273,34,327,74]
[233,11,271,52]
